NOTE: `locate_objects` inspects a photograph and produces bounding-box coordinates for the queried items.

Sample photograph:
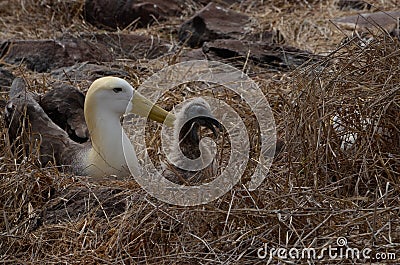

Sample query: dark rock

[332,11,400,31]
[84,0,183,30]
[336,0,371,10]
[89,33,170,60]
[0,38,112,73]
[178,48,208,62]
[51,63,129,83]
[1,34,170,72]
[178,2,251,48]
[203,39,314,70]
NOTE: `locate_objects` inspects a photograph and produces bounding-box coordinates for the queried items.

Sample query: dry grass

[1,0,400,264]
[283,32,400,191]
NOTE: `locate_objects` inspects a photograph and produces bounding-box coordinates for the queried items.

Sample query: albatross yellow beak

[131,92,175,127]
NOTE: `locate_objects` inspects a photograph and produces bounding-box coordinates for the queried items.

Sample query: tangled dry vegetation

[1,0,399,264]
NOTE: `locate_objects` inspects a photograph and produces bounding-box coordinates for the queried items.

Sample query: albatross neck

[85,105,136,177]
[89,109,123,154]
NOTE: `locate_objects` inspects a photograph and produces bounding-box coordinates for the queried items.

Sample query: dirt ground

[0,0,399,264]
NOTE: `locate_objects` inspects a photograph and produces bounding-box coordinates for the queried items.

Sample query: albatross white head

[82,76,174,178]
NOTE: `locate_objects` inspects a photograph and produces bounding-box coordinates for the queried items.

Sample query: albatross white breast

[75,76,176,177]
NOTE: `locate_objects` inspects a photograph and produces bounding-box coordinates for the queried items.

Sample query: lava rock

[203,39,314,69]
[51,63,129,83]
[178,48,208,62]
[0,38,112,73]
[332,11,400,31]
[1,34,170,72]
[178,2,251,48]
[89,33,170,59]
[84,0,183,30]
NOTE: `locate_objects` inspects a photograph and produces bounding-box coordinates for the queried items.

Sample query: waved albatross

[4,77,221,178]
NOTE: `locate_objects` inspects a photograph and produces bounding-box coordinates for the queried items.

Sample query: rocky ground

[0,0,399,264]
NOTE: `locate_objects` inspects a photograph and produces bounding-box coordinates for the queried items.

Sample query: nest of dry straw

[1,31,399,263]
[283,31,400,195]
[1,0,400,263]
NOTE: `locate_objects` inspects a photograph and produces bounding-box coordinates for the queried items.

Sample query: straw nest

[0,0,399,264]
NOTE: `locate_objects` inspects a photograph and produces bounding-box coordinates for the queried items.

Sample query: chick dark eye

[113,87,123,93]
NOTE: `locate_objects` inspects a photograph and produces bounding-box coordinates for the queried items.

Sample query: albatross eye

[113,87,123,93]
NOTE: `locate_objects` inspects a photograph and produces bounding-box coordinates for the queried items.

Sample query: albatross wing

[4,78,86,173]
[40,82,89,143]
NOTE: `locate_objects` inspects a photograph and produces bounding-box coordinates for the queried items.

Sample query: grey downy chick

[166,98,222,184]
